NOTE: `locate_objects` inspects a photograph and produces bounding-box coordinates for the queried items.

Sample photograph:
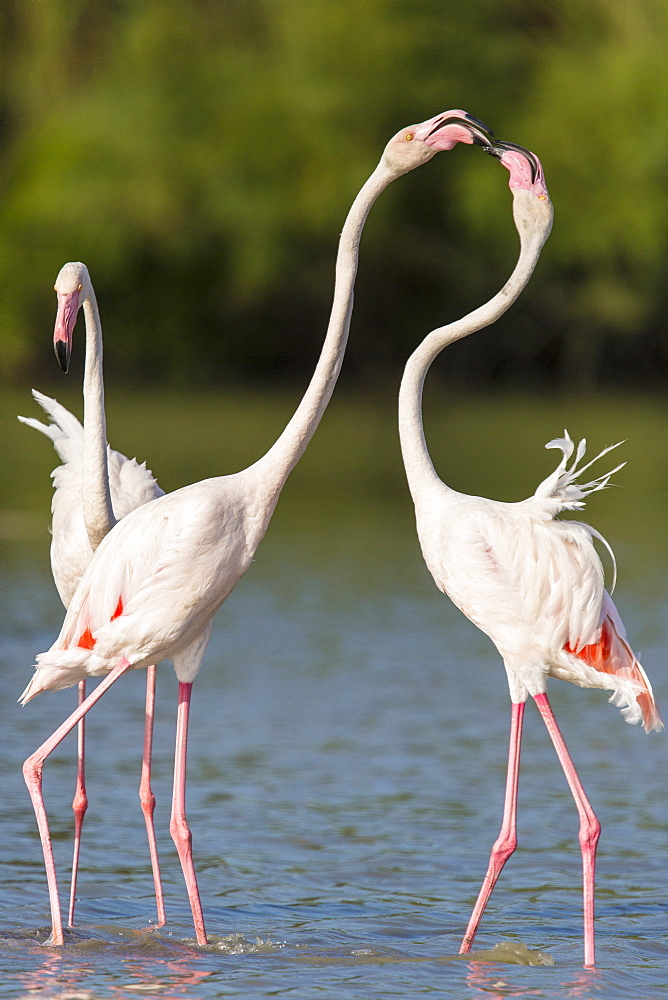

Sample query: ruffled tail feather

[534,430,625,511]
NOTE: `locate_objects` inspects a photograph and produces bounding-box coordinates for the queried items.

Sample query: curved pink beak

[53,289,81,373]
[487,140,549,199]
[412,109,494,151]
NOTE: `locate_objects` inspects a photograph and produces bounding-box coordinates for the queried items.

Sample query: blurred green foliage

[0,0,666,388]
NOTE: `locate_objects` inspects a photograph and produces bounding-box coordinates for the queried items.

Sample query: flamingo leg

[23,658,133,945]
[67,679,89,926]
[460,700,525,953]
[139,664,166,927]
[533,692,600,968]
[169,681,207,946]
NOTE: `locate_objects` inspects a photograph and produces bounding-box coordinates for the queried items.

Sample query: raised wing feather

[19,390,163,605]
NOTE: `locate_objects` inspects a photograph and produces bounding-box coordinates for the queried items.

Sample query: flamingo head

[53,262,92,373]
[381,109,493,176]
[486,140,553,241]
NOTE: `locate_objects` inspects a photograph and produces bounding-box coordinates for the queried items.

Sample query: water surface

[0,517,665,999]
[0,391,666,998]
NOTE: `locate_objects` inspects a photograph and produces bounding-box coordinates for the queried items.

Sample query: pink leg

[68,680,89,926]
[460,701,525,953]
[23,659,133,946]
[139,664,166,927]
[533,692,600,968]
[169,682,207,946]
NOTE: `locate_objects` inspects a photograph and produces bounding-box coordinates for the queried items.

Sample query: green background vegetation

[0,1,665,556]
[1,0,666,390]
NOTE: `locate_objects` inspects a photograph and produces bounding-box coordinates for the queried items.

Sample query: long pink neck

[399,213,550,502]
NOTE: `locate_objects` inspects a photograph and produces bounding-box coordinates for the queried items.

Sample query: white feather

[534,428,625,511]
[19,390,163,607]
[410,432,661,731]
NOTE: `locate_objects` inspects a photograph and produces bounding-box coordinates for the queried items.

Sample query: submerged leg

[533,692,600,968]
[169,681,207,946]
[139,664,166,926]
[23,659,133,946]
[460,700,525,953]
[68,680,89,926]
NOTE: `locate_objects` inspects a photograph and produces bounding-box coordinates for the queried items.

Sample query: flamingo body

[19,263,167,930]
[415,434,660,729]
[21,472,263,698]
[397,140,661,966]
[22,112,495,700]
[22,110,497,947]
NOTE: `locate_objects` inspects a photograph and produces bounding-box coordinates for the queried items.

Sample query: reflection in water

[558,969,604,999]
[115,954,212,996]
[16,941,556,1000]
[16,948,85,999]
[465,963,546,999]
[464,951,607,999]
[15,933,214,998]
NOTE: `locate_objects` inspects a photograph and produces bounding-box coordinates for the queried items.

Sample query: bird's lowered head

[381,109,494,177]
[53,261,93,373]
[487,140,553,244]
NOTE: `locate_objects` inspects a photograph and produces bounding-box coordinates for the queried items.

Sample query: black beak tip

[55,340,70,373]
[472,132,494,150]
[463,112,494,139]
[486,140,539,183]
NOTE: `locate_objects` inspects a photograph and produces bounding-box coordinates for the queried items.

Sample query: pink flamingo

[20,110,495,946]
[19,264,166,928]
[398,140,662,967]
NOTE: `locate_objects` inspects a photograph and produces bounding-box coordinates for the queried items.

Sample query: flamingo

[20,110,495,947]
[19,263,166,928]
[397,140,662,967]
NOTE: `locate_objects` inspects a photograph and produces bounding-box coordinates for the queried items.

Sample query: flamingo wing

[561,590,662,733]
[424,500,605,663]
[21,480,253,702]
[420,495,662,731]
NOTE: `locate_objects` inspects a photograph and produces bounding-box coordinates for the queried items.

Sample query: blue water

[0,523,666,999]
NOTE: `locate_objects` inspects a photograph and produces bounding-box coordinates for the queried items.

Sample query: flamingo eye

[77,284,83,291]
[405,132,414,141]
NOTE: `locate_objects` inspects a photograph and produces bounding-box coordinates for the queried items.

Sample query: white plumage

[416,432,659,727]
[21,111,497,948]
[19,389,163,606]
[397,139,661,967]
[19,261,166,932]
[21,475,253,699]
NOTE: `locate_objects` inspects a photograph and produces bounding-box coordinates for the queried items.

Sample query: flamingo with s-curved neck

[398,141,661,968]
